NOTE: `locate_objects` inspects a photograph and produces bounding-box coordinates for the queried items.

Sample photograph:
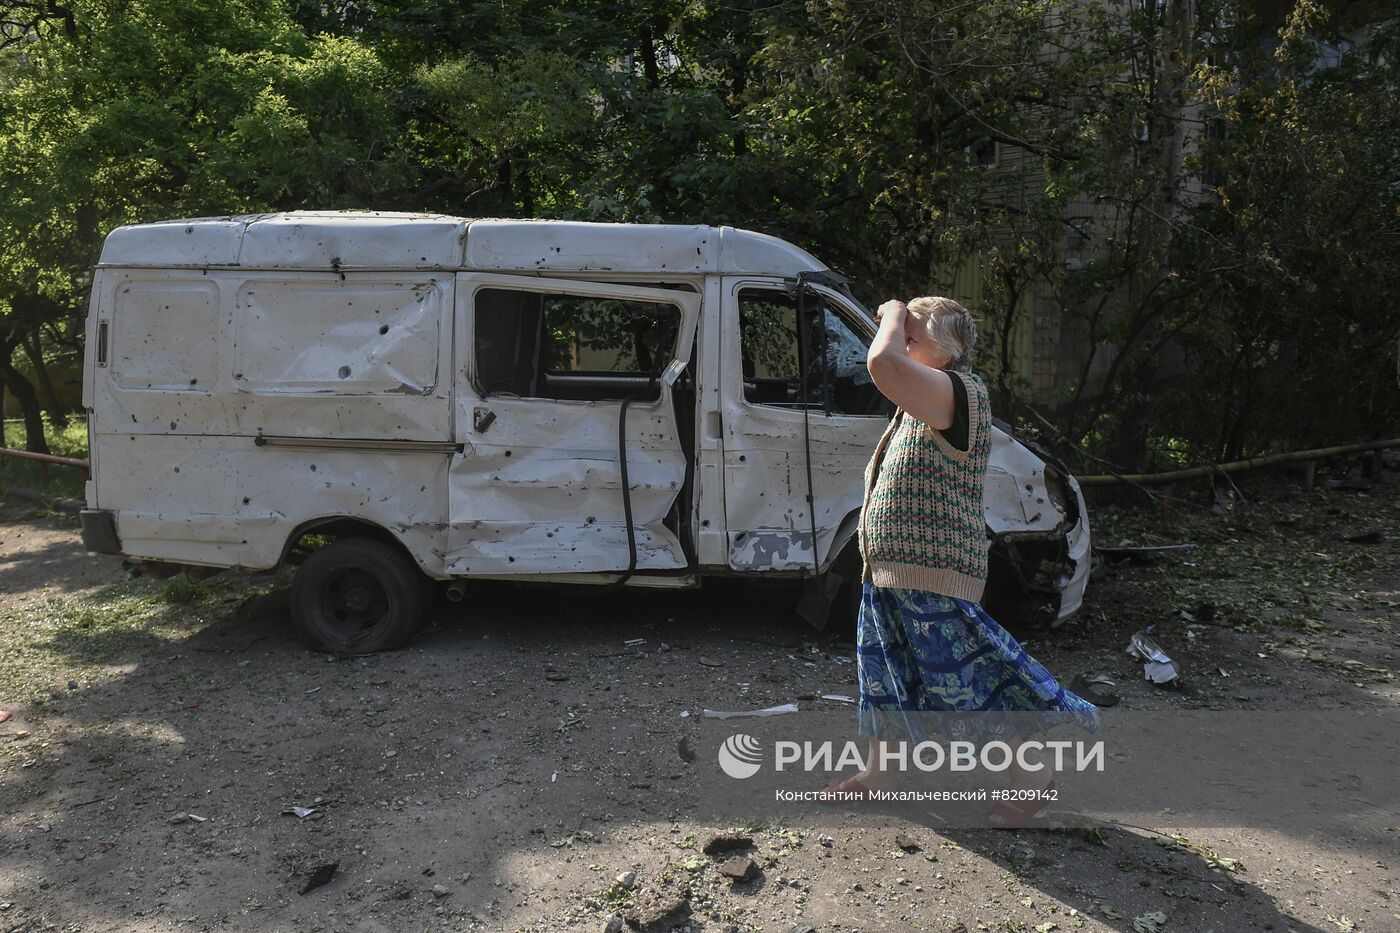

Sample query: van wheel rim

[321,568,391,643]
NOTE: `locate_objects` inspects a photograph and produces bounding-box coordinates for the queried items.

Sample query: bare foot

[849,768,899,792]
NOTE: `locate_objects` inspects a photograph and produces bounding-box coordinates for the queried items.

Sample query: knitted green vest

[857,370,992,601]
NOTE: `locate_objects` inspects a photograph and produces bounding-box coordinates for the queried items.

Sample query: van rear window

[473,288,681,402]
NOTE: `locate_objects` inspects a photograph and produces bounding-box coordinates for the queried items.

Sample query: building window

[969,139,999,168]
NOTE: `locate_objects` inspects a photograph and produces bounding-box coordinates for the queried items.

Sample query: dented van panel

[97,211,470,270]
[84,211,1093,636]
[445,273,699,576]
[94,269,454,442]
[233,278,445,394]
[719,277,888,574]
[985,436,1066,536]
[445,401,690,574]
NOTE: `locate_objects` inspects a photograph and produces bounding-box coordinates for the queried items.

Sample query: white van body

[80,211,1091,648]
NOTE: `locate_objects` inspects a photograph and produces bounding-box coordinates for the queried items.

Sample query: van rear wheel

[291,536,428,655]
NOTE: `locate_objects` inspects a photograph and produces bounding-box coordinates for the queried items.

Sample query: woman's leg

[853,581,924,790]
[854,738,901,791]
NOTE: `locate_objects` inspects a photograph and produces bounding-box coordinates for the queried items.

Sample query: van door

[719,278,891,572]
[447,274,700,575]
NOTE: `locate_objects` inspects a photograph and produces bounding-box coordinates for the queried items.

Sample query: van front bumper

[80,508,121,554]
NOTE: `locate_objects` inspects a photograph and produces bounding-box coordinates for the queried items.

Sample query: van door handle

[473,407,496,433]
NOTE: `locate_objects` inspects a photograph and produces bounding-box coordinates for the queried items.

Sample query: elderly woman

[827,296,1098,827]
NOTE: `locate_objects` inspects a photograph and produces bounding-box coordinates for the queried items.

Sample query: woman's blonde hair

[907,296,978,371]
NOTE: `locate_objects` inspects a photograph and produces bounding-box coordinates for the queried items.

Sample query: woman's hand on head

[874,299,908,325]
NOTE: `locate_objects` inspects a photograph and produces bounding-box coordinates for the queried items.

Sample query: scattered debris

[1157,834,1244,872]
[677,736,696,763]
[299,860,339,895]
[894,832,921,853]
[1132,910,1168,932]
[818,834,834,847]
[1097,543,1195,561]
[698,657,724,668]
[820,694,856,703]
[702,703,798,719]
[549,830,596,848]
[701,833,754,857]
[615,870,637,889]
[431,884,450,898]
[282,806,319,819]
[1070,673,1121,707]
[624,888,691,932]
[1126,631,1181,685]
[717,856,759,882]
[623,638,646,647]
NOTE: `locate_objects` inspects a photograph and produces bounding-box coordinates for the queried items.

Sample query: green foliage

[1,0,1396,472]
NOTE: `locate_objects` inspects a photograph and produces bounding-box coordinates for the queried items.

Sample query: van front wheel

[825,544,864,639]
[291,537,428,655]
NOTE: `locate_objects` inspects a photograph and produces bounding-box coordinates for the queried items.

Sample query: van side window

[473,288,681,402]
[820,305,888,416]
[738,288,887,416]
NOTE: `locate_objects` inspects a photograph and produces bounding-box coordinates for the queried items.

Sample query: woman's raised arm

[865,299,958,430]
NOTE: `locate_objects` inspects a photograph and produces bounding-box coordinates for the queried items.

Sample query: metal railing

[0,446,91,483]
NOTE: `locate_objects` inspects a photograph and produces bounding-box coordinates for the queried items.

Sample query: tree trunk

[1103,0,1195,473]
[639,24,661,90]
[21,327,69,429]
[0,330,50,455]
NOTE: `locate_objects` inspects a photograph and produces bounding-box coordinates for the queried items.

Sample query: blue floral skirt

[856,579,1100,742]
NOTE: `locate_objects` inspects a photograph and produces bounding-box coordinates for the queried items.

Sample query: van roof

[97,211,827,277]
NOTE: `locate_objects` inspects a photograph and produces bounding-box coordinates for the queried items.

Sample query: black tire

[824,544,864,639]
[291,536,429,655]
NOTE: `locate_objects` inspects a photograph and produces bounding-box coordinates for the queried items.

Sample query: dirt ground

[1,463,1397,933]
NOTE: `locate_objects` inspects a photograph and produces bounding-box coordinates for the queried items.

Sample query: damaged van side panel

[444,274,700,575]
[89,268,454,574]
[719,279,889,572]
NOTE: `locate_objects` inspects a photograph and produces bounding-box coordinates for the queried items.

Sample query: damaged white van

[80,211,1091,654]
